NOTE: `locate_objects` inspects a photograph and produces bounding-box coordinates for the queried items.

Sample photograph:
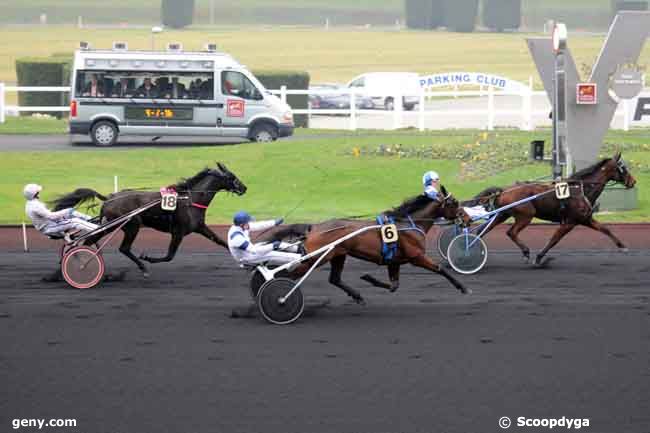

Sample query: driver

[422,171,488,219]
[228,211,302,266]
[24,184,98,240]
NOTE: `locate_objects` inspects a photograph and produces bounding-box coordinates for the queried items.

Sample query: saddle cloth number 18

[161,192,178,211]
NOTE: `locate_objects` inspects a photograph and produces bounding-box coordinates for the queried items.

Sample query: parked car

[346,72,420,110]
[308,83,374,110]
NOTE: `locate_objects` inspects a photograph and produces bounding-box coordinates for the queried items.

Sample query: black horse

[53,162,247,276]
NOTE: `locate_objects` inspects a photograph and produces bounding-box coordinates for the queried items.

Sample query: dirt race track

[1,224,649,433]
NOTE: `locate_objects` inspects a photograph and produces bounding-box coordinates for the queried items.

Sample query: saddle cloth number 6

[381,224,399,243]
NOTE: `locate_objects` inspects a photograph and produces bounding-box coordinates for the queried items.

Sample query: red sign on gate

[227,99,245,117]
[577,83,597,105]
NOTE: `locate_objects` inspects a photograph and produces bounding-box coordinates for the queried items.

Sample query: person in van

[112,77,132,98]
[164,77,187,99]
[82,74,104,97]
[201,78,214,99]
[135,77,158,98]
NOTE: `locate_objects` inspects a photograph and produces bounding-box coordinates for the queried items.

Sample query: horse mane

[171,167,212,191]
[569,158,610,180]
[384,194,433,218]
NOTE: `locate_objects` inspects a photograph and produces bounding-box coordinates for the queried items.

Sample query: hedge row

[15,56,310,127]
[405,0,521,32]
[161,0,195,29]
[15,57,70,118]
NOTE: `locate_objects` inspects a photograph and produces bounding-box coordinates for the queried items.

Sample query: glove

[272,241,282,250]
[275,218,284,226]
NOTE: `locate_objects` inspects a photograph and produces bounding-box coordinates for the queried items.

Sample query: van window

[221,71,262,100]
[74,70,214,100]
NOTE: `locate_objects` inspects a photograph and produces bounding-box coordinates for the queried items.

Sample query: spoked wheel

[257,278,304,325]
[250,268,291,298]
[447,233,488,275]
[61,246,105,289]
[437,225,461,259]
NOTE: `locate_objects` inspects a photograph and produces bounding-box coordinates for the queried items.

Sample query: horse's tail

[50,188,108,211]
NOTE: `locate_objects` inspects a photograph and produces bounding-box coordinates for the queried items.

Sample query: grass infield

[1,128,648,224]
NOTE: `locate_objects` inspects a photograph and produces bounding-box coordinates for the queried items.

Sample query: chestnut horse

[271,186,472,304]
[468,153,636,266]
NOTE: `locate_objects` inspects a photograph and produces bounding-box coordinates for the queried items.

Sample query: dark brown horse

[52,162,247,276]
[468,153,636,266]
[271,186,472,304]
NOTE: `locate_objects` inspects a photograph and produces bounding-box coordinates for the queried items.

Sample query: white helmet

[422,171,440,187]
[23,183,42,200]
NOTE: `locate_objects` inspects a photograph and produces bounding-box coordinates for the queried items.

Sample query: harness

[376,215,398,263]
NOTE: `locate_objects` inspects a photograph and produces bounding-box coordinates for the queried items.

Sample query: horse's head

[610,152,636,189]
[437,185,471,225]
[211,162,247,196]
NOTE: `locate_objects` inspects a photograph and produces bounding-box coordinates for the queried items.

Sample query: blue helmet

[233,211,252,225]
[422,171,440,187]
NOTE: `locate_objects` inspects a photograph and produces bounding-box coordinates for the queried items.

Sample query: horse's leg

[119,222,149,277]
[506,214,534,263]
[141,230,184,263]
[583,218,628,251]
[410,254,470,294]
[195,223,228,248]
[534,223,577,266]
[328,254,365,305]
[360,263,400,292]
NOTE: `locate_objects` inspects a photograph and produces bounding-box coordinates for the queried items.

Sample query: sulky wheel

[437,225,462,259]
[447,233,488,275]
[257,278,304,325]
[250,268,292,298]
[61,246,105,289]
[250,269,267,298]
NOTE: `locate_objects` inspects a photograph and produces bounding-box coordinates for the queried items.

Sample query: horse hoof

[461,287,472,295]
[620,247,629,253]
[534,257,554,268]
[354,297,366,306]
[143,272,150,279]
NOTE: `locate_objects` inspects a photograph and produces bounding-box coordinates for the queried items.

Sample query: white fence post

[280,85,287,104]
[487,85,494,131]
[22,221,29,252]
[418,91,425,132]
[0,82,5,124]
[114,175,119,193]
[393,91,402,130]
[349,91,357,130]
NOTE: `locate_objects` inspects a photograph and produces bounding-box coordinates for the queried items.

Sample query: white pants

[240,242,302,266]
[42,212,98,237]
[463,205,489,220]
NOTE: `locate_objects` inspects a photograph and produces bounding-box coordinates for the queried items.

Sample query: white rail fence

[0,83,644,131]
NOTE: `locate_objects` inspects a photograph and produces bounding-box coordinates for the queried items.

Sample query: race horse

[269,186,473,304]
[467,152,636,266]
[52,162,247,277]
